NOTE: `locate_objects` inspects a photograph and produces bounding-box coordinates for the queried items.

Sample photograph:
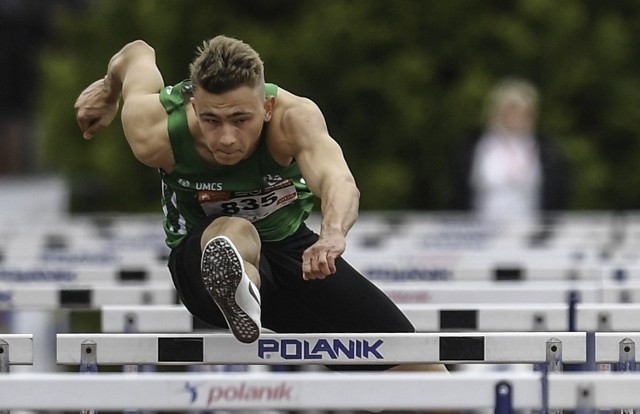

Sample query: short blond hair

[189,35,264,93]
[484,78,539,121]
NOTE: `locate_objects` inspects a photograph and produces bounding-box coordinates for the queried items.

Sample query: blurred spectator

[450,77,572,223]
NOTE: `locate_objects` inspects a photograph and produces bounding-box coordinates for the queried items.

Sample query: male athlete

[75,35,445,373]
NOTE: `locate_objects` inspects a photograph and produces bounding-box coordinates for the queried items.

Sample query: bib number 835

[220,192,278,215]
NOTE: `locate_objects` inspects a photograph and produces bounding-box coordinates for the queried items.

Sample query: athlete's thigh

[259,254,414,334]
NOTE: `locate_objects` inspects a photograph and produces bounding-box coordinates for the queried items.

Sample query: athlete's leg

[199,216,262,343]
[168,215,263,342]
[259,224,447,373]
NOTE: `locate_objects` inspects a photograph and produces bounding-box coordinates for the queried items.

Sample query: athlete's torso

[159,81,315,248]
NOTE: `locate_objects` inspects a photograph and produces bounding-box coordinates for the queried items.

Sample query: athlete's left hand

[301,234,346,280]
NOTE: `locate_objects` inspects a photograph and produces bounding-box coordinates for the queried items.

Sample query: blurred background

[4,0,640,214]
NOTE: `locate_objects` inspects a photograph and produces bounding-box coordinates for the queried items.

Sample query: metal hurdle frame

[0,371,542,412]
[0,283,177,310]
[375,279,640,305]
[53,331,584,413]
[0,334,33,372]
[99,302,640,333]
[0,370,638,411]
[8,211,640,413]
[56,332,587,366]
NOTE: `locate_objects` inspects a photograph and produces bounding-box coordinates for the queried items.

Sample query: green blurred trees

[38,0,640,212]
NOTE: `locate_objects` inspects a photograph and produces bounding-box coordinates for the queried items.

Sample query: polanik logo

[184,381,293,406]
[258,338,384,360]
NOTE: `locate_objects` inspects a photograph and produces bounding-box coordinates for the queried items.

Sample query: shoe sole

[201,237,260,343]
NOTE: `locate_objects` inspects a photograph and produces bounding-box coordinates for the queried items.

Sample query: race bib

[197,180,298,222]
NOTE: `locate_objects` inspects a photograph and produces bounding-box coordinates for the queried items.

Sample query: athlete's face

[191,85,274,166]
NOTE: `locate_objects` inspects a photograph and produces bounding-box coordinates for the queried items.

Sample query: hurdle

[100,304,199,333]
[98,302,640,336]
[376,279,640,304]
[6,272,635,310]
[93,303,566,333]
[0,283,177,310]
[7,276,640,310]
[2,211,622,283]
[576,303,640,331]
[0,370,639,411]
[345,247,602,282]
[595,333,640,368]
[0,275,178,379]
[547,372,640,410]
[0,334,33,371]
[56,332,586,366]
[1,218,169,267]
[408,302,640,332]
[0,265,171,283]
[0,371,543,411]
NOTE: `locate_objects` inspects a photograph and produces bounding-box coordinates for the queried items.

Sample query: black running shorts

[168,216,416,370]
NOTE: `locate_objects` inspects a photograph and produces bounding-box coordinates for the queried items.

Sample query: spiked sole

[201,237,261,343]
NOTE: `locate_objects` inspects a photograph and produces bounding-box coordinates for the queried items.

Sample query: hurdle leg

[121,313,157,377]
[565,290,584,372]
[122,312,138,374]
[618,338,636,414]
[119,316,157,414]
[80,340,98,374]
[0,340,8,414]
[494,381,513,414]
[617,338,636,373]
[80,340,98,414]
[0,339,8,373]
[537,338,563,414]
[585,332,596,372]
[574,383,596,414]
[595,312,613,373]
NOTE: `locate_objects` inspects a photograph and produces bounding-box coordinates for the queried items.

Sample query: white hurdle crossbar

[0,334,33,369]
[101,305,197,333]
[56,332,586,365]
[409,303,640,332]
[101,303,640,333]
[595,332,640,366]
[0,371,639,411]
[0,283,176,309]
[377,280,640,304]
[576,304,640,331]
[0,265,171,283]
[548,372,640,409]
[0,371,542,411]
[403,303,569,331]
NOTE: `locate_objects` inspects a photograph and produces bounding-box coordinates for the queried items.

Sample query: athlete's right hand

[74,78,120,140]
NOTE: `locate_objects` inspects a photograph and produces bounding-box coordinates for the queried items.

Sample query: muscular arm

[75,40,173,169]
[280,96,360,280]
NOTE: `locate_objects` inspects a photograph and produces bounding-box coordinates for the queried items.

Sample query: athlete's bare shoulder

[266,87,331,163]
[272,87,319,116]
[270,87,324,138]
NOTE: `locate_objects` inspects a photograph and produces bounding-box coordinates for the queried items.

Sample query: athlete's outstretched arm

[74,40,172,169]
[281,96,360,280]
